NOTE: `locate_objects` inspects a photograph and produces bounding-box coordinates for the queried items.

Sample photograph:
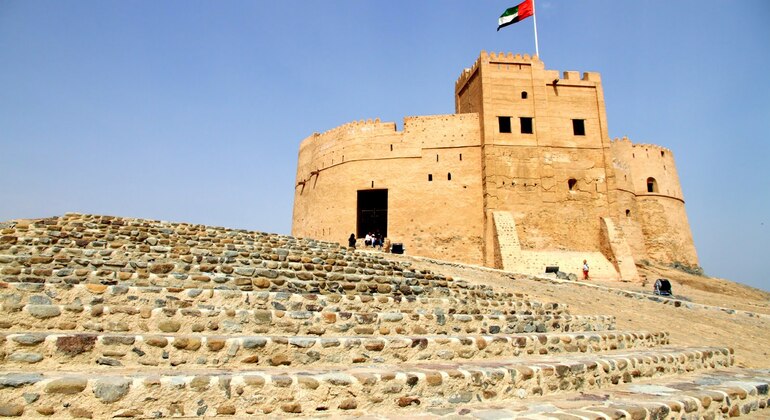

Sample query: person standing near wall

[582,260,590,280]
[348,233,356,248]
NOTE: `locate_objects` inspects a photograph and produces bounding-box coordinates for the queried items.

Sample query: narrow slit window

[436,154,439,162]
[625,209,631,217]
[428,174,433,182]
[459,153,462,161]
[498,116,512,133]
[520,117,533,134]
[568,178,577,191]
[390,144,393,151]
[447,173,452,181]
[572,119,586,136]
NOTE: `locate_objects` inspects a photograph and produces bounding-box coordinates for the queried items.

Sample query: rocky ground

[385,253,770,369]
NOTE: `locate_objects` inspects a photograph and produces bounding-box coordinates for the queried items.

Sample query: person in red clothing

[582,259,589,280]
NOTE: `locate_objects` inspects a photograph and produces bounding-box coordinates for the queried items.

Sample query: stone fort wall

[293,114,486,265]
[292,52,699,279]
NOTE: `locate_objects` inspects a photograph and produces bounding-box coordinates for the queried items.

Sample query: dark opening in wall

[390,144,393,151]
[357,189,388,238]
[371,181,374,188]
[447,173,452,181]
[568,178,577,191]
[520,117,533,134]
[572,119,586,136]
[661,150,665,157]
[521,91,528,99]
[428,174,433,182]
[498,116,512,133]
[459,153,463,161]
[626,209,631,217]
[647,177,658,193]
[436,154,439,162]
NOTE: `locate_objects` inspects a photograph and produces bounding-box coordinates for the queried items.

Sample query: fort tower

[292,52,699,279]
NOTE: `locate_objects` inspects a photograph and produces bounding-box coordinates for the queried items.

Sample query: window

[498,117,512,133]
[521,91,528,99]
[459,153,462,161]
[436,154,439,162]
[568,178,577,191]
[428,174,433,182]
[572,119,586,136]
[625,209,631,217]
[390,144,393,151]
[447,173,452,181]
[661,151,665,157]
[647,177,658,193]
[520,117,533,134]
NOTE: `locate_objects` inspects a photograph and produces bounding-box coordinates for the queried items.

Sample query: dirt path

[384,254,770,369]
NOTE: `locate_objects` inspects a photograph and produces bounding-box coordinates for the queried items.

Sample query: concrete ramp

[601,217,640,281]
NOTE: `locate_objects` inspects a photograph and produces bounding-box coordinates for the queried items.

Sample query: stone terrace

[0,213,768,418]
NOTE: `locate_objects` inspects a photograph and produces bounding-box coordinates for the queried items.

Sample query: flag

[497,0,534,31]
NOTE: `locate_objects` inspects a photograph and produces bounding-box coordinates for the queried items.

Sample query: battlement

[311,118,395,139]
[632,142,673,155]
[455,51,542,92]
[612,137,673,156]
[456,51,600,93]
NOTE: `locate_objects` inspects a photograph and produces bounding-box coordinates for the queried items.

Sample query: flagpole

[532,0,540,57]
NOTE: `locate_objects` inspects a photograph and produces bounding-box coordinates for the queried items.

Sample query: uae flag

[497,0,534,31]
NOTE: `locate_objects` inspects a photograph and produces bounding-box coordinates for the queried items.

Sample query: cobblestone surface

[0,213,768,417]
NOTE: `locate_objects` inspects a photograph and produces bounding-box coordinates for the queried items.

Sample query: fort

[293,52,699,280]
[1,54,768,420]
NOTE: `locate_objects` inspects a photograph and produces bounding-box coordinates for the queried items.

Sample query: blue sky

[1,1,768,291]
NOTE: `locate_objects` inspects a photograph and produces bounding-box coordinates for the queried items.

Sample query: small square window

[520,117,533,134]
[498,116,512,133]
[572,119,586,136]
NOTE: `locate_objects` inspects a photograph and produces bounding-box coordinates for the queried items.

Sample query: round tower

[611,140,698,266]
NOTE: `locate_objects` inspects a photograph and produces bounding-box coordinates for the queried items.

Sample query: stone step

[1,302,614,336]
[3,213,337,249]
[415,368,770,419]
[0,347,733,417]
[0,330,667,369]
[0,275,487,302]
[0,260,498,300]
[1,282,568,316]
[0,246,402,279]
[1,224,437,281]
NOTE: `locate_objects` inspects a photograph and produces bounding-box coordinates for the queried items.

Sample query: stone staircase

[0,213,767,418]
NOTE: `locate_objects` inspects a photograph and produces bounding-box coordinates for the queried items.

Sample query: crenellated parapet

[309,118,394,139]
[455,51,544,93]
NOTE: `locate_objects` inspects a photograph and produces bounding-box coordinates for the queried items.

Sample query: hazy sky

[1,1,768,291]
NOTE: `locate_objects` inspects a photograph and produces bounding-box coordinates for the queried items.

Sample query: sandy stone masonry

[0,213,768,418]
[293,52,700,281]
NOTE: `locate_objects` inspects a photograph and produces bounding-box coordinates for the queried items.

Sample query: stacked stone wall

[0,214,767,417]
[0,214,770,418]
